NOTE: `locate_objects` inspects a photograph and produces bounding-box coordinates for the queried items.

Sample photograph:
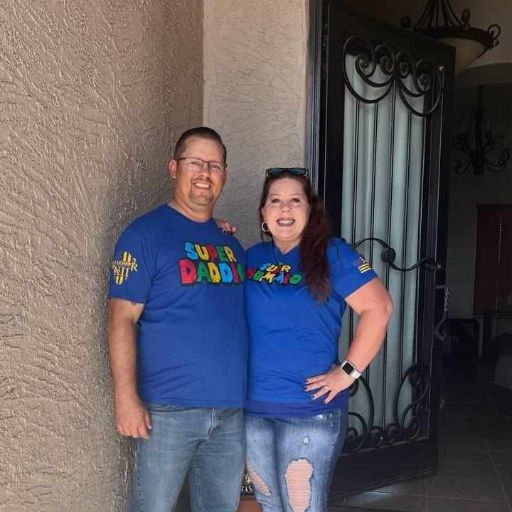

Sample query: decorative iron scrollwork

[434,285,450,342]
[396,364,431,441]
[343,35,444,118]
[344,377,373,452]
[353,237,442,272]
[343,363,430,453]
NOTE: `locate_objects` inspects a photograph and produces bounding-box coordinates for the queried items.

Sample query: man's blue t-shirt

[108,204,249,408]
[244,238,377,417]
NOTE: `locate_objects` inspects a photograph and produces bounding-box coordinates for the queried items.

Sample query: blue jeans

[129,405,244,512]
[245,408,347,512]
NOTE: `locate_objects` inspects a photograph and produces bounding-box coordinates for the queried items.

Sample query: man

[107,127,248,512]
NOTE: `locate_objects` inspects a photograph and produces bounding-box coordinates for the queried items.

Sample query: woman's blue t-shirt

[244,238,377,417]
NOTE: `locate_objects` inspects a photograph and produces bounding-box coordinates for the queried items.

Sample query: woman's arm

[305,278,393,404]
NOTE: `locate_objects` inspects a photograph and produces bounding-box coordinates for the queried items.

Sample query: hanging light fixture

[401,0,501,73]
[452,85,510,174]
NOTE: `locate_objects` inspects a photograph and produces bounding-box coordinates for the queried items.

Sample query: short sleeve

[330,240,378,299]
[108,226,155,303]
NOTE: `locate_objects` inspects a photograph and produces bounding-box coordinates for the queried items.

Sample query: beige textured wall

[0,1,202,511]
[204,0,308,247]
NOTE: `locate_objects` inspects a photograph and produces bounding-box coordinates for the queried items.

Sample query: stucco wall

[0,1,202,511]
[203,0,308,247]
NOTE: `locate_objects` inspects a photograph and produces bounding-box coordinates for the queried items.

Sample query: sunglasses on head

[265,167,309,177]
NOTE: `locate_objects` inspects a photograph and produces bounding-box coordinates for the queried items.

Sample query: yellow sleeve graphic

[112,251,138,285]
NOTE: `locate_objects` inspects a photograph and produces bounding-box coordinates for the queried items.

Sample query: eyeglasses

[176,157,226,173]
[265,167,309,177]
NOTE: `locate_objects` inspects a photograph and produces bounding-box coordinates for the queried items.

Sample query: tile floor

[330,360,512,512]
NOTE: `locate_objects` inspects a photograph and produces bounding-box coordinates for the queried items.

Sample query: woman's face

[261,177,310,252]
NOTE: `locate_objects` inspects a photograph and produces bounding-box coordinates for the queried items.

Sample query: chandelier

[452,86,510,175]
[401,0,501,73]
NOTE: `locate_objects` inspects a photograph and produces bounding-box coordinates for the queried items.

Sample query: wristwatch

[340,360,361,380]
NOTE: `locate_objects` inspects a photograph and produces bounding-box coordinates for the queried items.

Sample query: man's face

[169,136,227,217]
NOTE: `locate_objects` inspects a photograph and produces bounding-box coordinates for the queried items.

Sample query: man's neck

[168,198,213,223]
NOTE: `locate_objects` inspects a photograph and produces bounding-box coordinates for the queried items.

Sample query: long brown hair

[259,172,332,300]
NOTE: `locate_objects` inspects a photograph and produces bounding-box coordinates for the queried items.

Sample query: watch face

[343,361,355,374]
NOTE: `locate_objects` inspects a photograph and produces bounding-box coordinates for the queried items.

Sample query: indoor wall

[0,1,202,510]
[446,83,512,318]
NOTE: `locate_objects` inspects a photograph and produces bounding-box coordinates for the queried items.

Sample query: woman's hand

[215,218,237,235]
[305,365,355,404]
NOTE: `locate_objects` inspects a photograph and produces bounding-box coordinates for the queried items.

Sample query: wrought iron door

[314,3,455,497]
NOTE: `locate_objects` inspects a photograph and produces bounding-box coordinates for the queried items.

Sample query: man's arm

[107,298,151,439]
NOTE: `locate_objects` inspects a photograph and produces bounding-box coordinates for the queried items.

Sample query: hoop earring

[261,221,270,234]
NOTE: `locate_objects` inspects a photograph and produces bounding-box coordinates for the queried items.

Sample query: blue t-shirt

[108,204,249,408]
[244,238,377,417]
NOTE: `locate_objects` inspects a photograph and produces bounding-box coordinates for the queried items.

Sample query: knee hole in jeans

[284,458,313,512]
[246,462,271,497]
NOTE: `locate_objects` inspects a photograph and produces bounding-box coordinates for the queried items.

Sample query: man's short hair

[173,127,227,165]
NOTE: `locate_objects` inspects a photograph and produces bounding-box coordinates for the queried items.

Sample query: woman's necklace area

[271,240,298,265]
[271,240,282,265]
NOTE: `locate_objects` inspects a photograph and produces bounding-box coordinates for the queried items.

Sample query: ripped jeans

[245,407,347,512]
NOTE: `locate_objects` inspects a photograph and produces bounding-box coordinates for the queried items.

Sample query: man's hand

[115,393,152,439]
[305,365,355,404]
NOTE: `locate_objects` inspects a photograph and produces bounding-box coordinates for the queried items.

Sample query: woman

[244,167,393,511]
